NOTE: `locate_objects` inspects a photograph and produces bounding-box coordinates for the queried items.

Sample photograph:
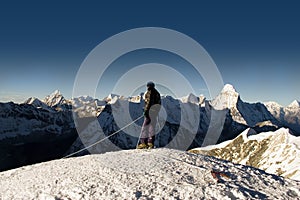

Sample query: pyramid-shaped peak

[287,100,300,108]
[51,90,61,95]
[43,90,66,107]
[47,90,64,100]
[221,84,237,93]
[211,84,240,110]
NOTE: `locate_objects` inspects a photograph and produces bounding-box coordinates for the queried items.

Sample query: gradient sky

[0,1,299,106]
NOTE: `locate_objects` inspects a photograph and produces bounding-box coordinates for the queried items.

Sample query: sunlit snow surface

[192,128,300,181]
[0,148,299,199]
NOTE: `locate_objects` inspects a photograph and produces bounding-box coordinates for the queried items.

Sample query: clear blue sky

[0,1,299,106]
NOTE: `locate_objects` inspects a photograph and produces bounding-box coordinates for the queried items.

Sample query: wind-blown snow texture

[191,128,300,181]
[0,149,299,200]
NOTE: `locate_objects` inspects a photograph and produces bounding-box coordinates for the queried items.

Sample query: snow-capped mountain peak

[53,89,60,95]
[43,90,66,107]
[264,101,283,109]
[24,97,43,106]
[180,93,199,104]
[221,83,238,94]
[24,97,51,110]
[211,84,240,110]
[287,100,300,108]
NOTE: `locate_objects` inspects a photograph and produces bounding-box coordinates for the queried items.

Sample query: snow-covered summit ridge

[245,127,300,147]
[211,84,240,110]
[264,101,283,109]
[22,86,300,135]
[24,97,49,109]
[0,148,299,199]
[221,83,238,94]
[191,128,300,181]
[180,93,199,104]
[20,86,299,110]
[265,100,300,109]
[43,89,67,107]
[287,100,300,108]
[264,99,300,133]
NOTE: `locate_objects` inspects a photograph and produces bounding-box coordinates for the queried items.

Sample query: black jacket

[144,87,161,114]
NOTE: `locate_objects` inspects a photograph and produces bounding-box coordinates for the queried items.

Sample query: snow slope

[24,97,51,111]
[191,128,300,181]
[0,148,299,199]
[0,102,74,140]
[0,100,76,171]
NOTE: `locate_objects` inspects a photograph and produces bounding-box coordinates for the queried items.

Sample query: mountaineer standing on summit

[137,81,161,149]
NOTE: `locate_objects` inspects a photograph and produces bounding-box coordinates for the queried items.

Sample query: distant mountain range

[0,84,299,172]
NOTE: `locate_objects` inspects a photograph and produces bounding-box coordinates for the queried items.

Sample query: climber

[137,81,161,149]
